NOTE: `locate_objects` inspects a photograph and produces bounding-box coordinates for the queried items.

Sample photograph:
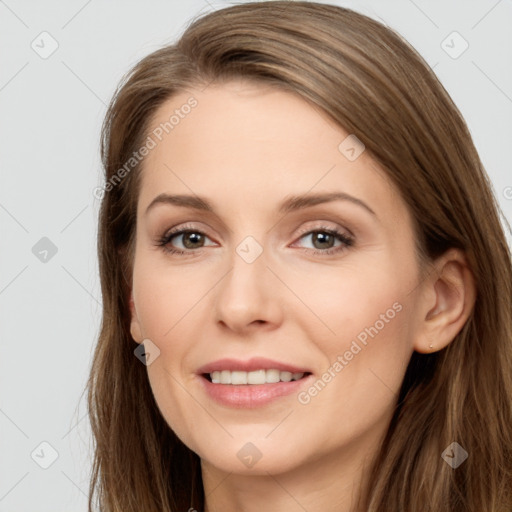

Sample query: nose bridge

[213,233,282,329]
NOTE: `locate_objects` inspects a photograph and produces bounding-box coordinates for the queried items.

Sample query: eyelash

[156,223,354,257]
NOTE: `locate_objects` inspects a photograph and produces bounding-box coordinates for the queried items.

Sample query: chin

[195,437,308,476]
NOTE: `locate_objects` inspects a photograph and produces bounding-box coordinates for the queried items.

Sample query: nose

[213,242,284,334]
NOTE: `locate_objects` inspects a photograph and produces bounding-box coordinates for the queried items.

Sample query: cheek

[133,257,209,342]
[293,263,414,411]
[134,269,206,450]
[295,266,413,420]
[291,262,407,347]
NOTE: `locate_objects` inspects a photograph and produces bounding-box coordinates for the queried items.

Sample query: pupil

[313,232,333,249]
[184,232,203,248]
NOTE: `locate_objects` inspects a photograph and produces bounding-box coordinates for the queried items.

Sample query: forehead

[147,81,343,166]
[138,80,405,225]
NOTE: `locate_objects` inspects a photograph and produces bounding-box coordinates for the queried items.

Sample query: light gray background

[0,0,511,510]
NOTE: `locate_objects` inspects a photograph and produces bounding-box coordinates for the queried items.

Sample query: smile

[206,369,307,385]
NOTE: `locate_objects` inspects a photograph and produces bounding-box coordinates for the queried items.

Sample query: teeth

[220,370,231,384]
[209,369,305,385]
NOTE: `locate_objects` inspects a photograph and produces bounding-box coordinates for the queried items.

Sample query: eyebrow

[144,191,376,217]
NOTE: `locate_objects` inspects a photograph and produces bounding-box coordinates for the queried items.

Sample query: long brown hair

[87,2,512,510]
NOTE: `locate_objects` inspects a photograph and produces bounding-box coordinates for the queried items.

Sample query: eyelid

[162,222,218,241]
[292,220,353,238]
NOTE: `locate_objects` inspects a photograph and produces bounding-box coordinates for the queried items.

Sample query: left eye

[294,229,353,252]
[297,230,347,251]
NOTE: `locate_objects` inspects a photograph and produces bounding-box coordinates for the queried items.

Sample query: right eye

[156,226,217,255]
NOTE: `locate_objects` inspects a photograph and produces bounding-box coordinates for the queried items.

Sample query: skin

[129,80,476,512]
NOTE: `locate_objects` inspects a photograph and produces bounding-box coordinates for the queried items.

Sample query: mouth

[198,370,314,408]
[195,357,314,407]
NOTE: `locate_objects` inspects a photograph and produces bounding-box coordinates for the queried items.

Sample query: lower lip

[197,374,313,408]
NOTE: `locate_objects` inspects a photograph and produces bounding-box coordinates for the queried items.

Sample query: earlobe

[413,249,477,354]
[129,291,144,344]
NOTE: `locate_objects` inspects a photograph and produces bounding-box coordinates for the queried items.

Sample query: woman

[87,2,512,511]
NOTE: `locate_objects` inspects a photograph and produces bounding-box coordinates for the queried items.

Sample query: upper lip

[196,357,312,375]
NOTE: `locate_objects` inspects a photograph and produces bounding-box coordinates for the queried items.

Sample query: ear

[413,248,477,354]
[129,290,144,344]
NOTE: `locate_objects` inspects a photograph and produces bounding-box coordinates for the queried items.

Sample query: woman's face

[129,80,425,476]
